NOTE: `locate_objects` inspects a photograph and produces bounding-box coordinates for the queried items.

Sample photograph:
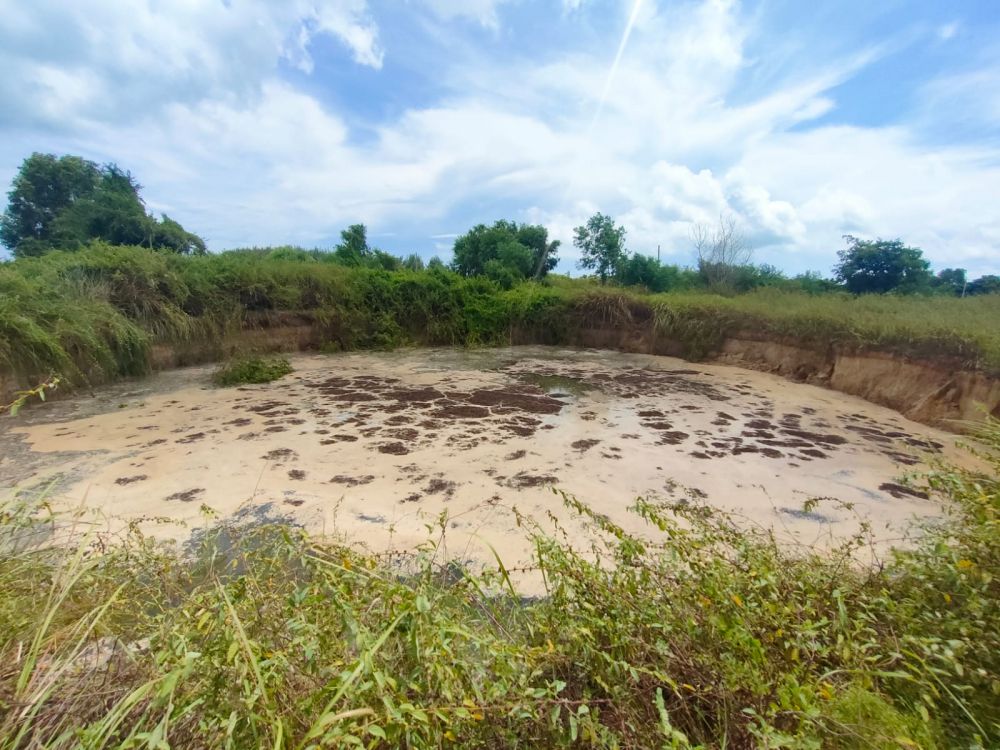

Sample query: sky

[1,0,998,276]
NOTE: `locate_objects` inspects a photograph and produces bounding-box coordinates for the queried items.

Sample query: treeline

[1,152,998,298]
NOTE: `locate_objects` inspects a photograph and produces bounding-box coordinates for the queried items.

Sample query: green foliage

[834,236,933,294]
[2,245,1000,404]
[1,421,998,747]
[1,153,205,257]
[617,253,700,292]
[452,220,559,281]
[574,212,627,283]
[968,275,1000,296]
[211,355,293,386]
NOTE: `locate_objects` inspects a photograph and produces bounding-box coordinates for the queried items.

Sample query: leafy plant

[211,355,293,386]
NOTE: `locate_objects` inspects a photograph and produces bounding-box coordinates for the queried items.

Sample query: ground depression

[1,346,963,582]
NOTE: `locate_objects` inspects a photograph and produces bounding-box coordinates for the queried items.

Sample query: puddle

[0,346,971,592]
[515,372,594,398]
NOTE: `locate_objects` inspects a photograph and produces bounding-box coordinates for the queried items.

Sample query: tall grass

[1,422,997,748]
[2,244,999,398]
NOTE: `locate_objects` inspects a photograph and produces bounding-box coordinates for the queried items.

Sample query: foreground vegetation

[2,244,1000,398]
[1,420,997,748]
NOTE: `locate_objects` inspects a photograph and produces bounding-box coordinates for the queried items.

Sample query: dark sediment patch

[571,439,600,451]
[657,431,689,446]
[425,478,457,496]
[879,482,929,500]
[262,448,297,461]
[505,449,527,461]
[115,475,148,485]
[508,472,559,489]
[288,469,306,480]
[377,442,409,455]
[176,432,205,444]
[166,488,204,502]
[330,474,375,487]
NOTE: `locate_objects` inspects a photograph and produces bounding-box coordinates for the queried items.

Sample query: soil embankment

[6,314,1000,432]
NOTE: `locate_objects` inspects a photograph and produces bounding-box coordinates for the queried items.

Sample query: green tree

[451,221,559,280]
[574,213,626,283]
[333,224,371,266]
[833,236,932,294]
[1,152,204,256]
[0,153,101,255]
[967,274,1000,296]
[932,268,967,296]
[617,254,696,292]
[152,215,207,255]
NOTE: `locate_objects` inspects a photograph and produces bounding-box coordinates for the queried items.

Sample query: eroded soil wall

[8,317,1000,431]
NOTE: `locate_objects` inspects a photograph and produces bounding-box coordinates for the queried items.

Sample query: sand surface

[1,346,962,586]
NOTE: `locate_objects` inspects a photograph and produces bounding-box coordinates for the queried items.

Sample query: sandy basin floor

[1,346,962,583]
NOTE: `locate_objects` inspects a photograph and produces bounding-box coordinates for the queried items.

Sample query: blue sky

[1,0,998,276]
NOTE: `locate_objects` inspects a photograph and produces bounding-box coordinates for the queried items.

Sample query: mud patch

[165,488,204,503]
[879,482,929,500]
[115,475,148,485]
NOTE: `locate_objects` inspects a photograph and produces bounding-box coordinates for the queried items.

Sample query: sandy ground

[1,346,963,588]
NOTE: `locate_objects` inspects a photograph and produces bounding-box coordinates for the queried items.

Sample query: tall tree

[574,213,626,283]
[451,221,559,280]
[833,236,932,294]
[333,224,372,266]
[0,152,205,256]
[0,154,101,256]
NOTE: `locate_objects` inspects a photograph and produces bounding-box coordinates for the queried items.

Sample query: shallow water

[0,346,964,588]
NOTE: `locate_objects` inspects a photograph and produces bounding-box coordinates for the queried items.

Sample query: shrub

[211,355,293,386]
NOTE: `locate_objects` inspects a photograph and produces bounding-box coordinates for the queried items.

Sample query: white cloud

[0,0,997,275]
[0,0,383,128]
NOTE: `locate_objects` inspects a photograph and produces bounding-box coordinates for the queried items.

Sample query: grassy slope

[1,423,997,748]
[2,244,999,395]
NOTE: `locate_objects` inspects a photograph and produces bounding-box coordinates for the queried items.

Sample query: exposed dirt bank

[7,316,999,432]
[517,327,1000,431]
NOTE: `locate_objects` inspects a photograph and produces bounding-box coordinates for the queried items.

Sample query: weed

[1,420,998,748]
[212,355,293,386]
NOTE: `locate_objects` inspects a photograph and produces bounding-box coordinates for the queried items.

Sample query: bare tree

[691,214,753,292]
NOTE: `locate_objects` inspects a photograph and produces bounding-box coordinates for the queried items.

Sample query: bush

[211,355,293,386]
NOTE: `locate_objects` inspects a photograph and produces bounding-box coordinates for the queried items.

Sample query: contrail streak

[559,0,647,213]
[589,0,646,131]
